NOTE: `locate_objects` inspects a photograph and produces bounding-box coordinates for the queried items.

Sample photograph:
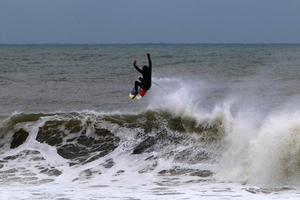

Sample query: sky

[0,0,300,44]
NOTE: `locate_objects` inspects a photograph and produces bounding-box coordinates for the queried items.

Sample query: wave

[1,77,300,188]
[0,109,223,186]
[1,110,224,157]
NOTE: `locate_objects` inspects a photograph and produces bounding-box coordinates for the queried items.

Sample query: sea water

[1,44,300,199]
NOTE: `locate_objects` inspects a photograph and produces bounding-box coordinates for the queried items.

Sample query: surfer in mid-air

[131,53,152,99]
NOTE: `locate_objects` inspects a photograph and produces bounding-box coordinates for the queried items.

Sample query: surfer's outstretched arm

[147,53,152,70]
[133,60,143,73]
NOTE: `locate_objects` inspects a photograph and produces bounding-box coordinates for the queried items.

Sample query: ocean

[1,44,300,199]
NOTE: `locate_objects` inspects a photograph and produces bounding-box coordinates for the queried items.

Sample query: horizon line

[1,42,300,46]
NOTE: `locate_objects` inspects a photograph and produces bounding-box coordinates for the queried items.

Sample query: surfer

[132,53,152,97]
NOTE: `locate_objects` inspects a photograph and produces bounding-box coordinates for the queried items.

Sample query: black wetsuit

[134,54,152,94]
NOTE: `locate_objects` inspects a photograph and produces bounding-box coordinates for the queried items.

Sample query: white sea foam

[150,77,300,189]
[1,77,300,199]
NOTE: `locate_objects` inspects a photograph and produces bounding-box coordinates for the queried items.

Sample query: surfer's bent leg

[134,81,142,94]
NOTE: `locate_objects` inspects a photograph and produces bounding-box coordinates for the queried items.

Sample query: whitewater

[1,44,300,199]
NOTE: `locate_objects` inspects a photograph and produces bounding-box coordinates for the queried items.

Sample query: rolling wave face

[2,78,300,188]
[0,110,224,186]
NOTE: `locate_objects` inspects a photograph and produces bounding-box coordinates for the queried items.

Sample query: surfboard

[129,87,147,100]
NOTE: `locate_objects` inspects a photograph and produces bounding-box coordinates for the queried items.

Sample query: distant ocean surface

[1,44,300,199]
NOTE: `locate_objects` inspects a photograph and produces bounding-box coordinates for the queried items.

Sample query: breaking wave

[0,110,223,185]
[1,77,300,188]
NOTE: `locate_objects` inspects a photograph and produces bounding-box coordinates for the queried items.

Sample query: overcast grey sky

[0,0,299,44]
